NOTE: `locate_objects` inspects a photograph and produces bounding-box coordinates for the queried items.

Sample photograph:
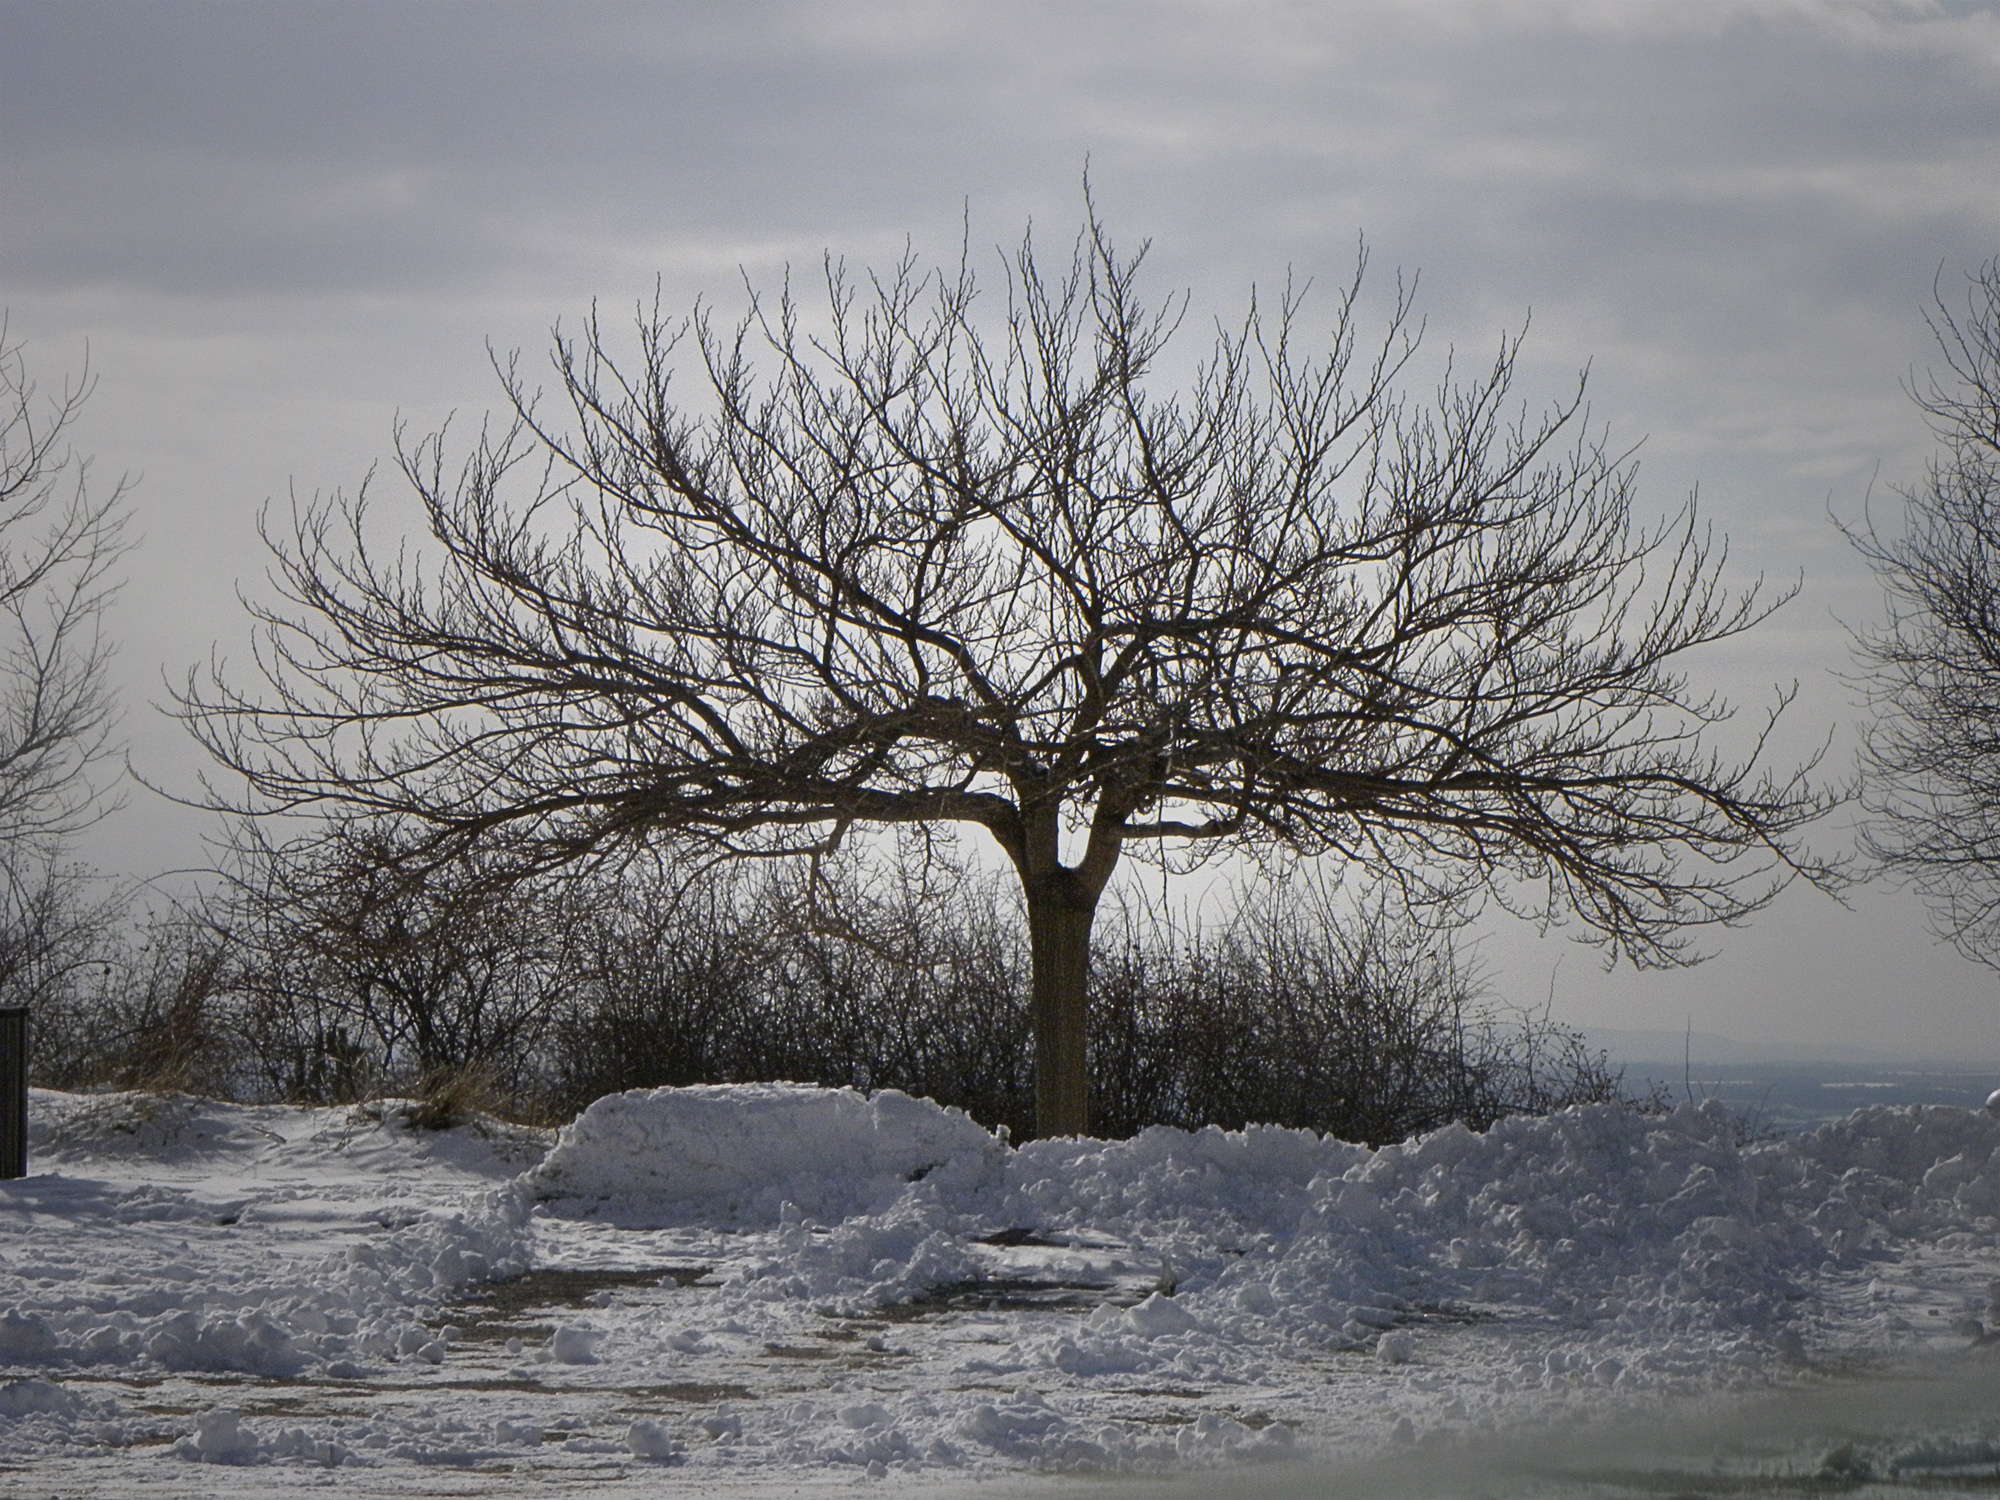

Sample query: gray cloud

[9,3,1994,307]
[5,0,2000,1048]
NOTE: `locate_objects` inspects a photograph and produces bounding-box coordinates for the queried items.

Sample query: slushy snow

[4,1081,1999,1492]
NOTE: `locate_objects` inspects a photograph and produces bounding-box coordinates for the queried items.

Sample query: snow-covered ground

[3,1082,1999,1496]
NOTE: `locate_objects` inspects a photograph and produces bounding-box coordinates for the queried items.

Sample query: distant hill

[1580,1027,1993,1068]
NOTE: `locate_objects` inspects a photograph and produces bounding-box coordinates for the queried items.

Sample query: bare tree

[182,217,1834,1136]
[0,323,127,849]
[1850,260,2000,966]
[0,322,130,1011]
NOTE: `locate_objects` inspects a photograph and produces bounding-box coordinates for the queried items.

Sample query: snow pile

[1019,1099,2000,1356]
[27,1089,284,1164]
[524,1082,1009,1225]
[706,1383,1298,1472]
[1002,1119,1368,1238]
[1793,1104,2000,1231]
[526,1087,2000,1361]
[726,1195,991,1307]
[953,1386,1295,1469]
[8,1082,2000,1485]
[0,1091,532,1386]
[0,1186,527,1379]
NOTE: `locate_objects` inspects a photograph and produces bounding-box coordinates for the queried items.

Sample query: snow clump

[523,1082,1008,1225]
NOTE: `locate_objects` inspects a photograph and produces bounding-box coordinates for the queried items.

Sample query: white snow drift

[2,1080,1998,1487]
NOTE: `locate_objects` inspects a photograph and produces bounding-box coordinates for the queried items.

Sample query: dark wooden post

[0,1007,26,1179]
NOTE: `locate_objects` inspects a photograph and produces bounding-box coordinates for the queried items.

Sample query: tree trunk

[1024,884,1099,1138]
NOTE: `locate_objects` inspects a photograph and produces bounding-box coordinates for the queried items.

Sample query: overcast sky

[5,0,2000,1055]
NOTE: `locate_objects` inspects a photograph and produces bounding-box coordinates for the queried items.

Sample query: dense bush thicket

[23,827,1622,1145]
[26,911,236,1099]
[1080,895,1620,1142]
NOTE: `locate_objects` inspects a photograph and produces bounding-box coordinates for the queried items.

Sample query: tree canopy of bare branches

[182,217,1834,1135]
[1850,260,2000,966]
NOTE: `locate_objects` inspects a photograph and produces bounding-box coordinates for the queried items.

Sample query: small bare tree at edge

[1849,259,2000,966]
[181,217,1837,1137]
[0,322,130,1016]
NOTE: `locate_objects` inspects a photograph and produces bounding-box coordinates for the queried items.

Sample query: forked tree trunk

[1023,885,1100,1138]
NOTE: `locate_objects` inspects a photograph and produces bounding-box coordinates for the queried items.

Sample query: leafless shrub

[221,817,583,1105]
[28,909,235,1096]
[1086,885,1618,1145]
[31,826,1621,1143]
[1,858,116,1018]
[543,858,1617,1143]
[536,851,1038,1129]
